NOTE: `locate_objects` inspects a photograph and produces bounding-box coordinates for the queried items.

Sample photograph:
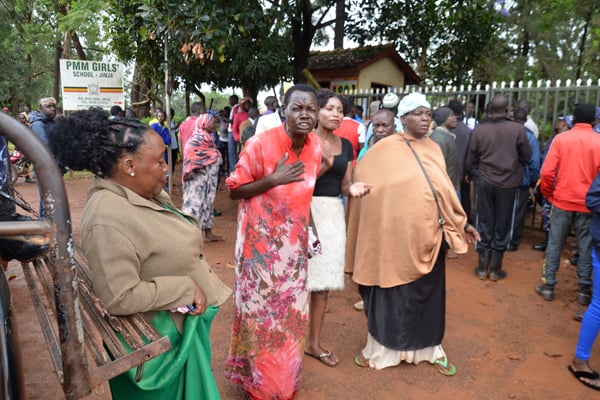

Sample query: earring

[130,172,135,177]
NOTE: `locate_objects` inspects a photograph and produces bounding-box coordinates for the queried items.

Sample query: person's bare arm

[340,162,372,198]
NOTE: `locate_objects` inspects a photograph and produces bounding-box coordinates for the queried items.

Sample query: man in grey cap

[29,97,57,145]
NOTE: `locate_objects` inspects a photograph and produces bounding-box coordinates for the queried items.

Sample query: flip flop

[354,354,370,368]
[304,350,339,367]
[433,357,457,376]
[568,365,600,391]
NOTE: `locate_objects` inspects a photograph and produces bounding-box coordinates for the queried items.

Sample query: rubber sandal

[568,365,600,391]
[433,357,457,376]
[304,350,339,367]
[354,354,369,368]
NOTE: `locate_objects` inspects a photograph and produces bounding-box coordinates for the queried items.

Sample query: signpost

[59,60,125,111]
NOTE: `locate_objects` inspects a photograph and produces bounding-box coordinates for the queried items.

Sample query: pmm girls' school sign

[59,60,124,111]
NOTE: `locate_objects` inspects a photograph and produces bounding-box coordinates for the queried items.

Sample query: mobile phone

[187,304,197,312]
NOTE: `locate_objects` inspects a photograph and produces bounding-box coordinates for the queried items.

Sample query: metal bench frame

[0,113,171,400]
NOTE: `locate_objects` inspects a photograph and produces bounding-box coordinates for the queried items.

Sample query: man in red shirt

[231,98,252,159]
[535,103,600,304]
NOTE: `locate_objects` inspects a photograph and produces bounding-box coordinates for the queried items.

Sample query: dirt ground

[5,171,599,400]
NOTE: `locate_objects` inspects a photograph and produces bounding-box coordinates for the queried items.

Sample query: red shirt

[541,123,600,212]
[334,118,360,159]
[232,110,249,142]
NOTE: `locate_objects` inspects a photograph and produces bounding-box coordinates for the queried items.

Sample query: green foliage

[346,0,599,85]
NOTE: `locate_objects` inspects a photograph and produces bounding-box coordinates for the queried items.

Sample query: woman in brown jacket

[48,108,231,400]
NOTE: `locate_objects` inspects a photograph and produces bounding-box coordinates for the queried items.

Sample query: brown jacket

[345,133,468,287]
[80,178,231,329]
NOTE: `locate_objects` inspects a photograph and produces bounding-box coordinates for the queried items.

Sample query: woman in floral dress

[181,111,224,242]
[224,84,321,400]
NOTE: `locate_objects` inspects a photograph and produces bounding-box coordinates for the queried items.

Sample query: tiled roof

[307,44,419,84]
[307,44,396,69]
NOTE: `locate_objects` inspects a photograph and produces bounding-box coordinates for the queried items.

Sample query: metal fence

[348,79,600,145]
[346,79,600,230]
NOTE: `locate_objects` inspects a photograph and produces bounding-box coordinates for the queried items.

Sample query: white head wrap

[397,93,431,116]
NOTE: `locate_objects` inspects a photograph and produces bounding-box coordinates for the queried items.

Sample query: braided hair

[48,107,151,177]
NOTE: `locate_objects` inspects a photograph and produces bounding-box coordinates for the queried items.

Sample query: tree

[346,0,502,85]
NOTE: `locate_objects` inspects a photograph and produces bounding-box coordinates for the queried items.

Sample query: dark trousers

[474,178,518,252]
[460,179,472,223]
[541,206,592,288]
[508,186,530,249]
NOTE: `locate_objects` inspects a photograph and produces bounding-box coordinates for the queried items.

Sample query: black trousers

[508,186,530,249]
[474,178,518,252]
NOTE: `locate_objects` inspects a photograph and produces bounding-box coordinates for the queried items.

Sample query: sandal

[433,356,457,376]
[354,354,370,368]
[568,365,600,391]
[304,350,339,367]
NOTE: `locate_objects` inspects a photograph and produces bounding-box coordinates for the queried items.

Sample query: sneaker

[535,284,554,301]
[577,290,591,306]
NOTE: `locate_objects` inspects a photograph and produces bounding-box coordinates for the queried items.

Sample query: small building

[306,44,420,94]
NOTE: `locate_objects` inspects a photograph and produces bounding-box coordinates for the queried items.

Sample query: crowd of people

[3,87,600,398]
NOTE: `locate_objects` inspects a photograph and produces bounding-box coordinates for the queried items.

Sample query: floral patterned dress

[224,126,321,400]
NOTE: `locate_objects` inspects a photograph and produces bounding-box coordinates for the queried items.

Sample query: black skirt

[359,250,446,351]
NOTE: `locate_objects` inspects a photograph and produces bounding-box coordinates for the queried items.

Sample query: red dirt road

[6,174,597,400]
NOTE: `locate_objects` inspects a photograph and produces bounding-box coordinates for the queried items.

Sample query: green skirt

[109,306,220,400]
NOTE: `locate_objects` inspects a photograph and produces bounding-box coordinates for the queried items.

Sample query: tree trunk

[53,39,62,104]
[333,0,345,49]
[71,31,87,60]
[130,62,152,118]
[575,10,592,81]
[291,2,316,83]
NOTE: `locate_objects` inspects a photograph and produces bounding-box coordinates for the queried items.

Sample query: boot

[474,249,490,280]
[488,249,507,281]
[532,232,548,251]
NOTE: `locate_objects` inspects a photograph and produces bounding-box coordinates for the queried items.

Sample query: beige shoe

[353,300,364,311]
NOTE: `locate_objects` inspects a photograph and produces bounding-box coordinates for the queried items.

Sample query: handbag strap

[404,138,445,227]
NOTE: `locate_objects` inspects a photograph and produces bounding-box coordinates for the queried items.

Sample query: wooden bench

[20,242,172,399]
[0,113,172,400]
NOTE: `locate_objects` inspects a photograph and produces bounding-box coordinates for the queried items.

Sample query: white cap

[382,93,400,109]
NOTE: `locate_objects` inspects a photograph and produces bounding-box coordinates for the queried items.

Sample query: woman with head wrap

[346,92,480,375]
[181,110,224,241]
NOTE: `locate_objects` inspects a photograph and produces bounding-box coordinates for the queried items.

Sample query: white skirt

[307,196,346,291]
[361,333,446,370]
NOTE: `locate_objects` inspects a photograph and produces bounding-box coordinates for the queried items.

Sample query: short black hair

[573,103,595,125]
[283,84,317,107]
[110,105,123,117]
